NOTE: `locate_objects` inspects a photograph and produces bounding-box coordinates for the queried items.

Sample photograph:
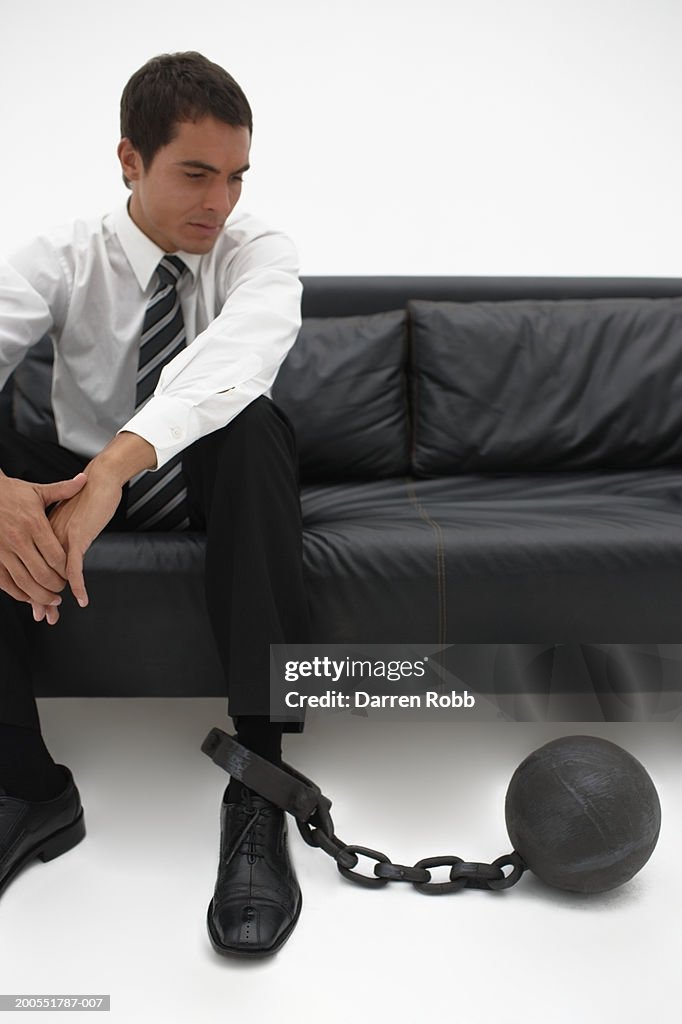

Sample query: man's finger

[32,602,60,626]
[36,473,88,508]
[3,553,64,606]
[20,540,69,593]
[66,548,89,608]
[32,517,69,579]
[32,603,47,623]
[45,604,60,625]
[0,567,32,605]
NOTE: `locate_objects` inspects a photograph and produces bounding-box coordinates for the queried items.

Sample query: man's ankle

[0,723,66,801]
[224,716,284,803]
[233,714,283,763]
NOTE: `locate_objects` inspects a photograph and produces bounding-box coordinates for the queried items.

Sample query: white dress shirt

[0,200,303,470]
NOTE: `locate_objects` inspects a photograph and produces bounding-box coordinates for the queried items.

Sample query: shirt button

[171,427,181,439]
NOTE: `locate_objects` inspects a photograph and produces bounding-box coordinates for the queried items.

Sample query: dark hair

[119,51,253,188]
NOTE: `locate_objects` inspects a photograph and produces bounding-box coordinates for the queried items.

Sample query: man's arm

[117,222,303,472]
[0,244,66,392]
[0,232,156,622]
[0,239,81,616]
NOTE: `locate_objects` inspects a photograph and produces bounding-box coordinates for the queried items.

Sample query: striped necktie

[125,254,191,532]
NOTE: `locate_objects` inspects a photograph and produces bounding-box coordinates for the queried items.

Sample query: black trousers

[0,396,311,734]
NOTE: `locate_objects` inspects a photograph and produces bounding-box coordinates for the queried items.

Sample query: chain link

[297,806,526,895]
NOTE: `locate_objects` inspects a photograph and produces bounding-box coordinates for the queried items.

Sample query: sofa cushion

[272,310,409,482]
[300,467,682,642]
[409,297,682,475]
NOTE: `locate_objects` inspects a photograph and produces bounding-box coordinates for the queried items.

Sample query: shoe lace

[242,811,269,864]
[224,800,272,866]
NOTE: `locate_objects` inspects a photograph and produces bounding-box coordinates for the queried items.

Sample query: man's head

[118,52,252,254]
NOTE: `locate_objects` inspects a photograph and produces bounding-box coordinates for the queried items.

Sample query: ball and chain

[201,729,662,897]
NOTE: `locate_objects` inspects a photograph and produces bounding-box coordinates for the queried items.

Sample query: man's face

[118,115,251,254]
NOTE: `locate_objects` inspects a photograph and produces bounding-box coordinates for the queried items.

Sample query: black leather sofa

[2,275,682,701]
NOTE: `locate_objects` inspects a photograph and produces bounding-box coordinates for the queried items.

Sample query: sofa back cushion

[409,297,682,475]
[272,309,409,481]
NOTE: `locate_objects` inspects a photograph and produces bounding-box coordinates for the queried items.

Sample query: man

[0,51,310,957]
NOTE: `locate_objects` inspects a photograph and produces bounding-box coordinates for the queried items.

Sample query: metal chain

[295,806,526,894]
[201,727,527,896]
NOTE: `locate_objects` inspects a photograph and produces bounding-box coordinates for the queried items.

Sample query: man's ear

[117,138,143,184]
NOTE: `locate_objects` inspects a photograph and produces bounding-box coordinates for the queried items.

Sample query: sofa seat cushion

[301,467,682,641]
[30,468,682,700]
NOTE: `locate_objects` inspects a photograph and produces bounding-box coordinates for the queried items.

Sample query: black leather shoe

[0,765,85,898]
[207,784,302,957]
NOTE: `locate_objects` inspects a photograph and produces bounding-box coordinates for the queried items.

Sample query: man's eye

[185,172,205,179]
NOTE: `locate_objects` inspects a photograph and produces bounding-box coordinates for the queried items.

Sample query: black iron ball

[505,735,661,894]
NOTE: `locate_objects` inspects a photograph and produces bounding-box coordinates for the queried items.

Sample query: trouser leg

[0,592,41,730]
[181,397,311,727]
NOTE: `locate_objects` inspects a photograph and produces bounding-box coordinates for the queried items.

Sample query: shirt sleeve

[118,226,303,470]
[0,237,68,391]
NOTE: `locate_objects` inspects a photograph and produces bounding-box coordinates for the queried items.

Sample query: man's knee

[213,397,296,457]
[0,428,86,483]
[183,398,299,499]
[232,396,292,435]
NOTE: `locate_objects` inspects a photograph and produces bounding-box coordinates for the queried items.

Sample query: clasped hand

[0,467,123,625]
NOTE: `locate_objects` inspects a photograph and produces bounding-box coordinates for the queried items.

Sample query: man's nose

[203,181,232,217]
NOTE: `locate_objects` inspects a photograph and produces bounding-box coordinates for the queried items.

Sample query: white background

[1,0,681,275]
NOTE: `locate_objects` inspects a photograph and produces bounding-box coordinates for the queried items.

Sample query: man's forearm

[86,430,158,486]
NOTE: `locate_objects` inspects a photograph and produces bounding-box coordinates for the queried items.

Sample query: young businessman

[0,51,310,957]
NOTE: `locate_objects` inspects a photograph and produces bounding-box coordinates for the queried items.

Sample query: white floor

[0,700,679,1024]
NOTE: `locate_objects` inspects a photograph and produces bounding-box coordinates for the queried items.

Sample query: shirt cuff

[117,395,195,470]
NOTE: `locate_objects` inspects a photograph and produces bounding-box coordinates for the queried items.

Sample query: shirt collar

[113,198,202,290]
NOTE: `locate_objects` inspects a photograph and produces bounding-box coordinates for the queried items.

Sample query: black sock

[225,715,283,803]
[0,723,67,801]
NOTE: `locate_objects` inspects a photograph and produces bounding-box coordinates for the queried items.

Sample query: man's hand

[32,431,157,623]
[0,472,88,620]
[46,465,124,614]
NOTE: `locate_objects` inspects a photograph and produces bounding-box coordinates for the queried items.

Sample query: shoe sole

[0,810,86,898]
[206,891,302,959]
